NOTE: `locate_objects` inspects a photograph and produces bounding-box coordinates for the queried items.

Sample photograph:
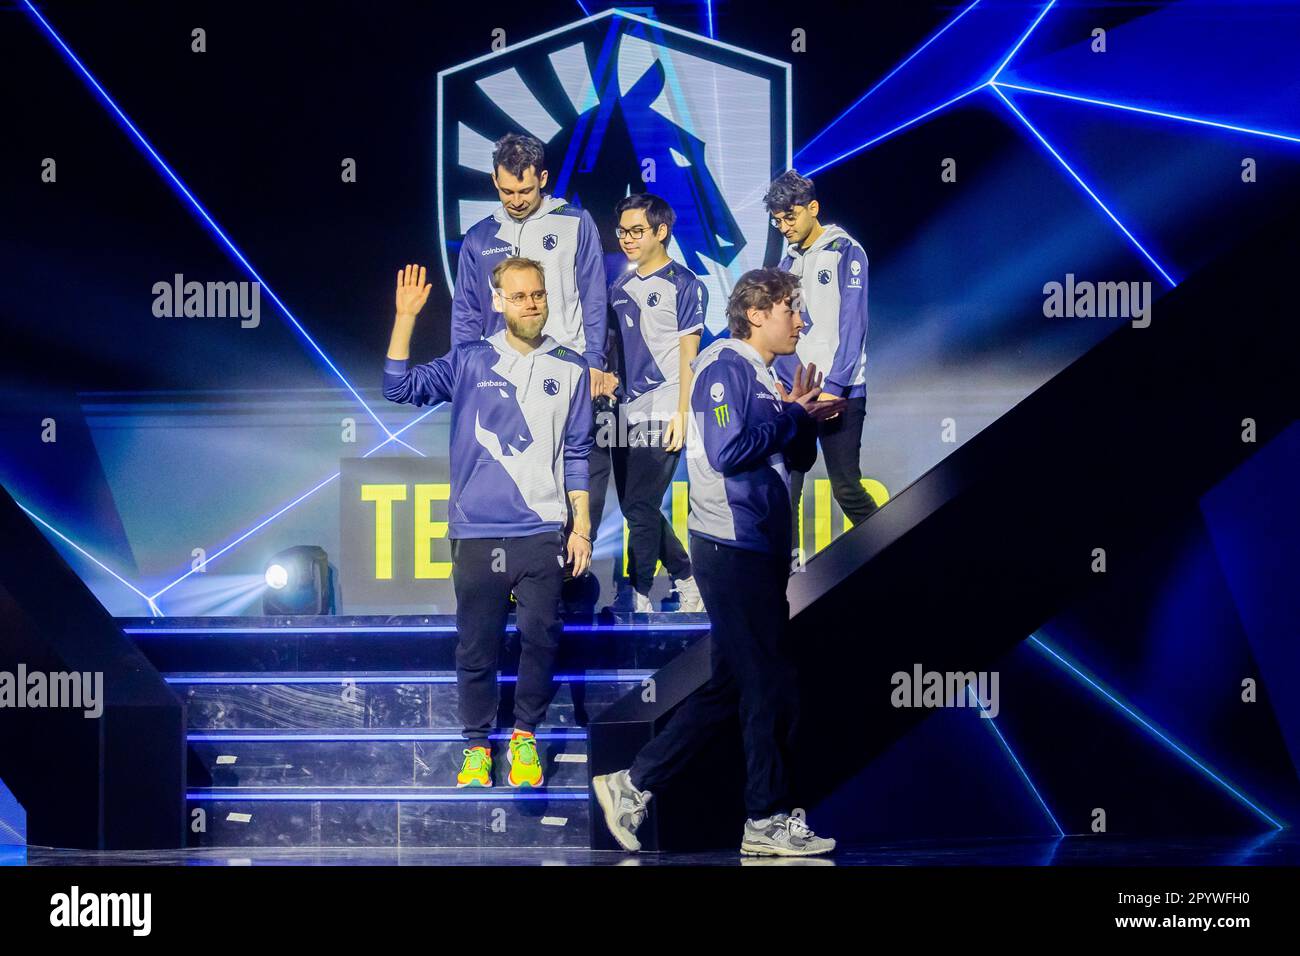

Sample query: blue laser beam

[796,0,983,162]
[988,0,1056,83]
[993,81,1300,145]
[16,502,162,617]
[148,404,443,602]
[801,84,987,177]
[21,0,424,457]
[967,685,1065,837]
[989,83,1178,287]
[1029,634,1284,830]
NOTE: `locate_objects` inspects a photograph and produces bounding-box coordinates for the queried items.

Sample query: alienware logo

[710,382,724,403]
[438,10,790,335]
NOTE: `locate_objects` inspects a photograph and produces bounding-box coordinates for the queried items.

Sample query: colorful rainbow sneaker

[456,746,493,788]
[507,731,545,788]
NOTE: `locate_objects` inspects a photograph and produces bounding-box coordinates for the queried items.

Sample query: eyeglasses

[615,225,651,240]
[500,291,548,305]
[769,211,801,228]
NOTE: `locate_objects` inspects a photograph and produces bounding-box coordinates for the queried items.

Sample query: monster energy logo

[713,403,730,427]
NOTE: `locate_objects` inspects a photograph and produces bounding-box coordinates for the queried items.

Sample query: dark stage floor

[4,831,1296,867]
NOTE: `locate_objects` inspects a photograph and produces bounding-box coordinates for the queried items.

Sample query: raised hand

[774,362,846,421]
[395,264,432,320]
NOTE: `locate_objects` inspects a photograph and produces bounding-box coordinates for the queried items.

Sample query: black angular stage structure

[0,484,186,850]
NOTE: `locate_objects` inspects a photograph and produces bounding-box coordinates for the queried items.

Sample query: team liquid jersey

[608,260,707,423]
[383,330,593,539]
[772,224,869,400]
[686,338,818,556]
[451,195,608,370]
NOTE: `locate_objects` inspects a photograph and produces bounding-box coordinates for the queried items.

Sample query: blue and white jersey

[383,330,593,539]
[685,338,818,556]
[451,195,609,370]
[608,260,707,422]
[772,224,869,400]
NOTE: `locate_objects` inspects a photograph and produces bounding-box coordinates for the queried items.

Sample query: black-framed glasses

[500,291,548,305]
[615,225,651,240]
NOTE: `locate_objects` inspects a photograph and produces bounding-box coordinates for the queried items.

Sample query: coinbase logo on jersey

[437,10,790,334]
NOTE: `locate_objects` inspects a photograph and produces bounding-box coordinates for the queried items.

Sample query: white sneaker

[592,769,653,852]
[740,808,836,857]
[633,590,654,613]
[672,575,704,612]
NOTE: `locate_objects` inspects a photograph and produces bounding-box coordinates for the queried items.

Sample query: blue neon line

[187,791,588,801]
[20,1,422,458]
[188,732,588,742]
[130,621,705,635]
[801,85,986,177]
[992,81,1300,145]
[967,686,1065,836]
[1029,634,1284,829]
[990,84,1177,287]
[16,501,161,616]
[988,0,1056,83]
[706,0,714,39]
[576,0,591,16]
[165,674,651,684]
[796,0,982,161]
[147,404,442,601]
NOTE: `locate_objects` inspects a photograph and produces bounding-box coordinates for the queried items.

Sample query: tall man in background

[764,170,877,556]
[451,133,616,604]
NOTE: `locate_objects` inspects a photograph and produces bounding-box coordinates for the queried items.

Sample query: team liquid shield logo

[543,233,558,250]
[818,269,832,285]
[543,377,560,395]
[474,380,534,457]
[437,10,790,335]
[647,292,661,307]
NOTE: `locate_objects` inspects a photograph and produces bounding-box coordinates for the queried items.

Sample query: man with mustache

[384,258,593,789]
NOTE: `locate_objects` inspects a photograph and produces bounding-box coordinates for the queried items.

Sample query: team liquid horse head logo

[542,233,558,250]
[474,381,534,458]
[438,10,790,336]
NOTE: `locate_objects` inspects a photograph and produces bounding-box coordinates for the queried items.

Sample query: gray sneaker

[740,808,836,857]
[592,769,653,852]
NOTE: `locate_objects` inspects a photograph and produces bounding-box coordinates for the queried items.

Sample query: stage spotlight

[262,546,336,615]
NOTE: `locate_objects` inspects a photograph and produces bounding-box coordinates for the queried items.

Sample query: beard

[505,310,547,340]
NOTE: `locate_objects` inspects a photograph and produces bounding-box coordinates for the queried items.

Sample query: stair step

[188,733,589,789]
[187,789,589,848]
[126,614,707,675]
[168,672,645,730]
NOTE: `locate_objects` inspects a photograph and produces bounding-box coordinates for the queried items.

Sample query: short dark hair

[614,192,676,241]
[763,170,817,213]
[726,268,801,339]
[492,133,546,180]
[491,256,545,290]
